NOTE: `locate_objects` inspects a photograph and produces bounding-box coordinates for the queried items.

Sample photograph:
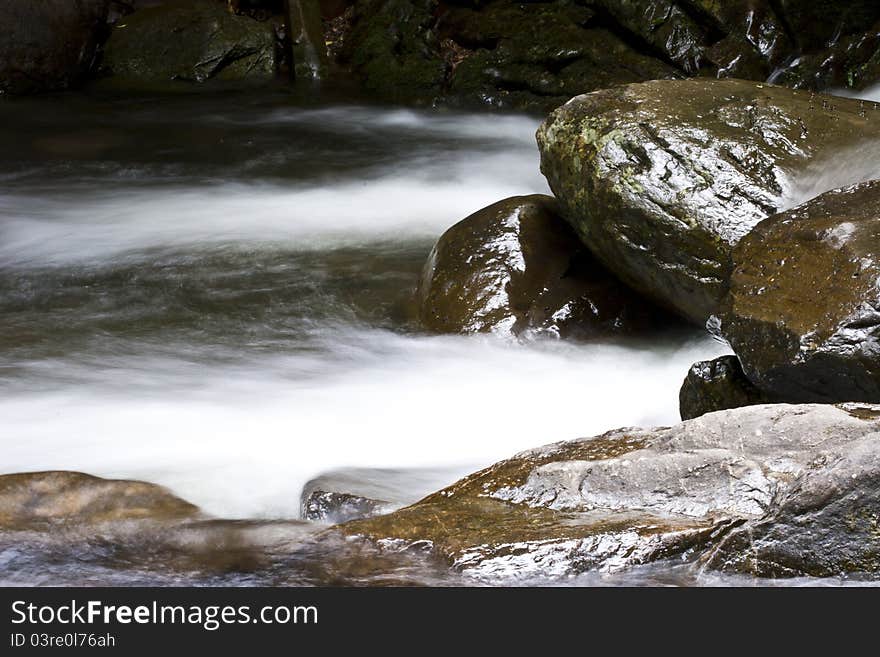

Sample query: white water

[0,334,725,518]
[0,102,729,520]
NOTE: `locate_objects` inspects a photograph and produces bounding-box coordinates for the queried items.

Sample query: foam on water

[0,331,728,518]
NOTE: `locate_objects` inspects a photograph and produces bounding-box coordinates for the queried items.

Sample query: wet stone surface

[416,194,676,338]
[679,355,771,420]
[537,78,880,325]
[723,179,880,404]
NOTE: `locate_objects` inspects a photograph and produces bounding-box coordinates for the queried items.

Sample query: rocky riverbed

[3,1,880,587]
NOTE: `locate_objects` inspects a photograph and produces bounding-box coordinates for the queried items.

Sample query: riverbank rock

[342,0,446,104]
[721,180,880,403]
[417,195,675,338]
[0,471,326,585]
[0,0,110,95]
[103,1,277,86]
[704,432,880,577]
[537,78,880,324]
[439,3,679,112]
[679,356,771,420]
[338,403,880,580]
[0,471,199,529]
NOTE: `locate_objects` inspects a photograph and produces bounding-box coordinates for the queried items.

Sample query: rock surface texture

[417,195,672,338]
[537,78,880,324]
[0,0,110,94]
[679,355,771,420]
[339,404,880,580]
[103,1,277,86]
[338,0,880,110]
[722,180,880,404]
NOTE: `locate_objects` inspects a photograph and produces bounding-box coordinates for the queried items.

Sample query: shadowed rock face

[103,1,277,86]
[679,355,771,420]
[723,180,880,404]
[0,0,110,95]
[417,195,675,338]
[337,404,880,580]
[537,78,880,325]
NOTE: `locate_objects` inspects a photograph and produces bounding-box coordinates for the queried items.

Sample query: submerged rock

[300,466,461,524]
[338,404,880,580]
[537,78,880,324]
[679,355,771,420]
[103,1,277,86]
[0,0,110,95]
[722,180,880,403]
[417,195,674,338]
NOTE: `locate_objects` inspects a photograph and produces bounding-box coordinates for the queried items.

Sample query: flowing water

[8,87,860,586]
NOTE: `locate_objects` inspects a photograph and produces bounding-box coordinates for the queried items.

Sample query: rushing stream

[3,87,820,585]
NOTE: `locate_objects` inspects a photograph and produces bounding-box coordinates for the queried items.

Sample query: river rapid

[8,87,841,586]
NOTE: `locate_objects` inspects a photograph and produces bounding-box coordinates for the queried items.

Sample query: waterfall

[286,0,327,81]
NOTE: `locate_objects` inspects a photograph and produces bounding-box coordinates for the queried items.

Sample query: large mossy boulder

[679,355,771,420]
[103,1,277,86]
[537,78,880,325]
[0,0,110,95]
[417,195,673,338]
[339,403,880,580]
[722,180,880,403]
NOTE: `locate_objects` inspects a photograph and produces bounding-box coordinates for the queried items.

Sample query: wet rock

[778,0,880,53]
[103,0,277,86]
[704,430,880,576]
[441,4,678,112]
[693,0,793,80]
[0,471,324,585]
[300,466,463,523]
[0,471,199,529]
[341,0,446,104]
[592,0,708,73]
[722,180,880,403]
[679,355,771,420]
[338,403,880,580]
[417,195,674,338]
[770,18,880,93]
[0,0,110,95]
[537,78,880,324]
[302,491,390,523]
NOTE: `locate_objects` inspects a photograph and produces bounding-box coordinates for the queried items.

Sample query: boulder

[417,195,675,338]
[440,3,679,112]
[339,403,880,580]
[0,471,322,585]
[537,78,880,324]
[103,0,277,86]
[704,433,880,577]
[0,0,110,95]
[341,0,446,104]
[679,355,771,420]
[0,471,199,529]
[722,180,880,403]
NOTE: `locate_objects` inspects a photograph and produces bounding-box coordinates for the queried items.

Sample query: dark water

[0,89,747,585]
